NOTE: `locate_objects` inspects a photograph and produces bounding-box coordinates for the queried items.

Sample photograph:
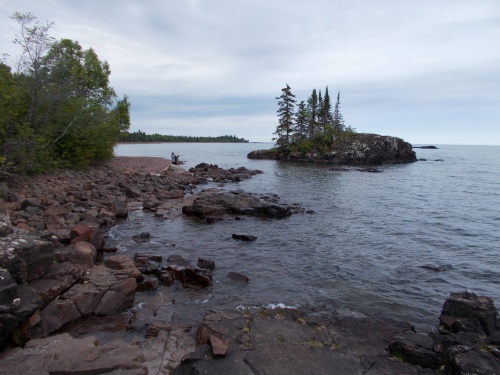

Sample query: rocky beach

[0,156,499,374]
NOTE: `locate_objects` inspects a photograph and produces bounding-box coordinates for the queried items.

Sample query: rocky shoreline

[0,157,498,374]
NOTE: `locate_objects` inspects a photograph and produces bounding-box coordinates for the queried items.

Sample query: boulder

[197,258,215,270]
[439,291,498,335]
[388,332,441,369]
[443,345,500,375]
[136,276,160,291]
[104,254,143,281]
[62,263,137,318]
[0,268,18,312]
[183,191,300,220]
[55,241,97,271]
[134,251,162,274]
[70,223,104,251]
[39,298,82,335]
[0,233,55,283]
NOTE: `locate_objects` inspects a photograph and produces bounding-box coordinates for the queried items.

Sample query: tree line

[274,84,355,150]
[119,131,248,143]
[0,12,130,177]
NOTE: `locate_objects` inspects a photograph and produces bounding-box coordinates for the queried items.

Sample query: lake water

[113,142,500,332]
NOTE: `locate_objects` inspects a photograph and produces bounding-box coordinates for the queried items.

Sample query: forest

[119,131,248,143]
[0,12,130,177]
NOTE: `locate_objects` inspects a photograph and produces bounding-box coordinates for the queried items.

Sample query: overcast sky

[1,1,499,144]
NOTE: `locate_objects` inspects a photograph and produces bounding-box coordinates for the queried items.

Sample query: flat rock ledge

[182,190,304,220]
[248,133,417,164]
[173,291,500,375]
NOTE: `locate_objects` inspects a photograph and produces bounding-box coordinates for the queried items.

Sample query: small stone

[209,334,229,356]
[232,234,257,242]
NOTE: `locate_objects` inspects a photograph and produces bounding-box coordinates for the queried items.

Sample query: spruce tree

[294,100,308,142]
[306,89,318,139]
[273,84,296,147]
[332,91,345,132]
[321,86,333,132]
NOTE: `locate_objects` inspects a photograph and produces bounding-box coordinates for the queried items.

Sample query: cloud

[1,0,499,144]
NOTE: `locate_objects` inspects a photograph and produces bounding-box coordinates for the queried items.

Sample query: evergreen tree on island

[273,84,352,150]
[273,84,296,147]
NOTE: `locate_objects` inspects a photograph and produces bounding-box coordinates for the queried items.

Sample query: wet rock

[132,232,150,239]
[158,268,175,286]
[55,241,97,271]
[443,345,500,375]
[183,191,299,220]
[173,306,425,375]
[178,267,212,290]
[70,223,104,251]
[439,290,497,335]
[142,195,161,209]
[136,276,160,292]
[388,332,441,369]
[232,233,257,242]
[168,254,190,266]
[134,252,162,274]
[104,254,143,281]
[197,258,215,270]
[227,272,249,282]
[146,321,172,338]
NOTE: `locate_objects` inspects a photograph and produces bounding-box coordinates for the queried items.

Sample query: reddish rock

[209,334,229,356]
[40,298,82,335]
[55,241,97,271]
[104,254,143,281]
[70,224,104,251]
[136,276,160,291]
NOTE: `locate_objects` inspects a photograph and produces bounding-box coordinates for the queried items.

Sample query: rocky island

[248,133,417,164]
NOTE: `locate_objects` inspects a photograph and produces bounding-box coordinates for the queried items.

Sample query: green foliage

[0,12,130,177]
[119,131,249,143]
[273,84,354,155]
[274,84,296,147]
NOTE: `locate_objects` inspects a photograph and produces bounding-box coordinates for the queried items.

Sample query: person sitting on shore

[171,152,177,165]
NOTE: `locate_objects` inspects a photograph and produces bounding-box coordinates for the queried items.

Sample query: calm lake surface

[113,142,500,332]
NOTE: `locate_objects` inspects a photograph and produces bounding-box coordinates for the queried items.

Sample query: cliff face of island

[248,133,417,164]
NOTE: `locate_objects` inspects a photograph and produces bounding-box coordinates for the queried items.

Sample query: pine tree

[294,100,308,142]
[332,91,345,132]
[320,86,333,132]
[273,84,296,147]
[306,89,318,139]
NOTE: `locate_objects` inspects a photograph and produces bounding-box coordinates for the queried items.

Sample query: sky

[1,1,499,145]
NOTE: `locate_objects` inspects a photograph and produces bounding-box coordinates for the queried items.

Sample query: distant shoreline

[115,141,269,145]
